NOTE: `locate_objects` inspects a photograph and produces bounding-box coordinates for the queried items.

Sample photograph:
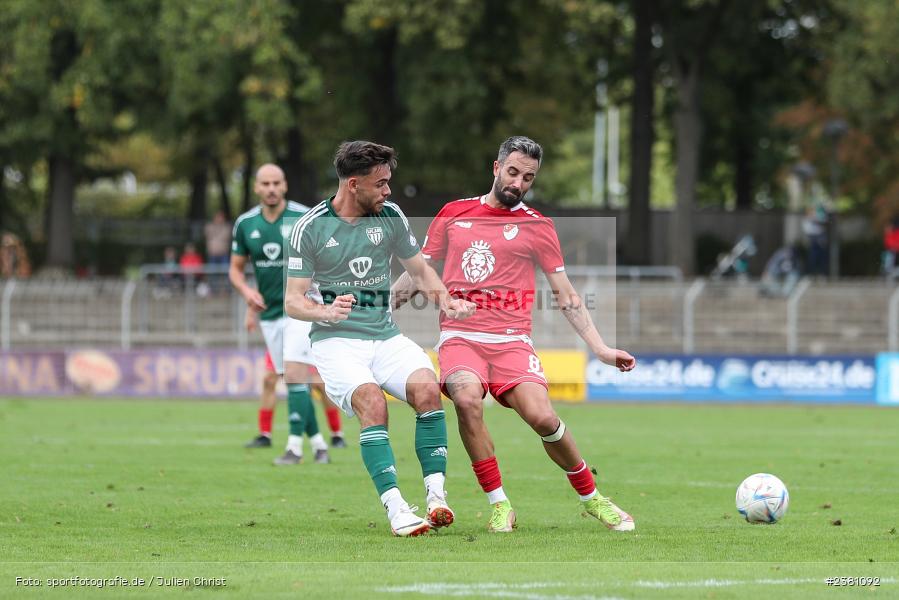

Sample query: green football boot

[487,500,516,533]
[582,494,635,531]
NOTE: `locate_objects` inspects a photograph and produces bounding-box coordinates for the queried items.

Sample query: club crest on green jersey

[366,227,383,246]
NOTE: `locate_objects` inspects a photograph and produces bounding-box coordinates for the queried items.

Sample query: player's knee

[351,384,387,425]
[263,372,278,391]
[407,383,442,412]
[452,393,483,419]
[356,405,387,428]
[528,411,560,437]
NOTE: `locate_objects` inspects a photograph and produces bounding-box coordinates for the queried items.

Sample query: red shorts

[438,338,548,406]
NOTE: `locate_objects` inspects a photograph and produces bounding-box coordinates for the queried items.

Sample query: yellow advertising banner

[538,349,587,402]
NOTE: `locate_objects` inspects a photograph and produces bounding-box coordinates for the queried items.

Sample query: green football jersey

[232,200,309,321]
[287,196,420,342]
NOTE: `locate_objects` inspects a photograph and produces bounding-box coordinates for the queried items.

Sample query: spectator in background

[179,242,204,272]
[883,216,899,275]
[802,203,829,276]
[204,210,232,292]
[154,245,181,298]
[179,243,208,297]
[0,233,31,279]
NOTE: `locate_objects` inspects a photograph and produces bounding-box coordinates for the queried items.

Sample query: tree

[824,0,899,223]
[697,0,837,211]
[342,0,623,201]
[156,0,322,219]
[657,0,732,276]
[625,0,656,264]
[0,0,161,270]
[343,0,509,193]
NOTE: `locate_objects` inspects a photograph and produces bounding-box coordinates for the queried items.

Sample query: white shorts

[311,334,435,417]
[259,316,313,374]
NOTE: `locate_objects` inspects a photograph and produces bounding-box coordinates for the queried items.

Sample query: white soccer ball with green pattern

[736,473,789,523]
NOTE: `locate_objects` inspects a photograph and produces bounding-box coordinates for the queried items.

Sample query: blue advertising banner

[875,353,899,406]
[587,354,877,404]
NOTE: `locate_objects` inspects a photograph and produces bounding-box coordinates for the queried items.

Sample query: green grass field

[1,398,897,599]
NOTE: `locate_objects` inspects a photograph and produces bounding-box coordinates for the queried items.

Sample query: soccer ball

[735,473,789,523]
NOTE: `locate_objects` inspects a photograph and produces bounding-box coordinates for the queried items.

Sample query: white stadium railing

[0,266,892,355]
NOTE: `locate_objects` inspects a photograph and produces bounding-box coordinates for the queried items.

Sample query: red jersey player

[392,136,637,532]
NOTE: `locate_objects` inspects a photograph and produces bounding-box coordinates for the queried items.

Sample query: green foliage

[0,0,897,270]
[156,0,320,137]
[825,0,899,216]
[827,1,899,132]
[533,126,596,205]
[344,0,484,49]
[0,0,164,265]
[0,0,159,158]
[337,0,624,195]
[699,1,839,208]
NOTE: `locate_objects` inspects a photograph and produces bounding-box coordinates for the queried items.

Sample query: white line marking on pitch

[379,577,896,597]
[376,582,622,600]
[633,578,817,588]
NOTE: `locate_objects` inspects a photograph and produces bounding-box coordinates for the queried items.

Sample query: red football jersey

[422,195,565,337]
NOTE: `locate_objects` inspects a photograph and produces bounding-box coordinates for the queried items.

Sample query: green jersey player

[230,163,341,464]
[285,141,475,536]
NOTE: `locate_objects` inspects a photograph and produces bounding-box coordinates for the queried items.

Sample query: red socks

[473,456,596,498]
[325,403,341,434]
[258,409,273,436]
[566,460,596,497]
[472,456,503,493]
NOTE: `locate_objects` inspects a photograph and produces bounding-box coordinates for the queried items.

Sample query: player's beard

[263,192,282,207]
[359,191,385,214]
[493,178,521,208]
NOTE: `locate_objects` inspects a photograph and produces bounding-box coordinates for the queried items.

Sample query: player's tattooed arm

[546,271,636,372]
[560,294,592,336]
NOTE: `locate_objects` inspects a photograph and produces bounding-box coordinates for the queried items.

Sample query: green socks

[359,425,398,495]
[415,409,447,478]
[359,410,446,498]
[287,383,318,437]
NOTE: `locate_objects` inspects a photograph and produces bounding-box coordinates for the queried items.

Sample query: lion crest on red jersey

[461,240,495,284]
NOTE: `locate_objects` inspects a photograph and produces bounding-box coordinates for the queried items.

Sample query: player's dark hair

[497,136,542,167]
[334,141,398,179]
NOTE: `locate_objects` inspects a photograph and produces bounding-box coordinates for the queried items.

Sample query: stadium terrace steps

[795,282,889,355]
